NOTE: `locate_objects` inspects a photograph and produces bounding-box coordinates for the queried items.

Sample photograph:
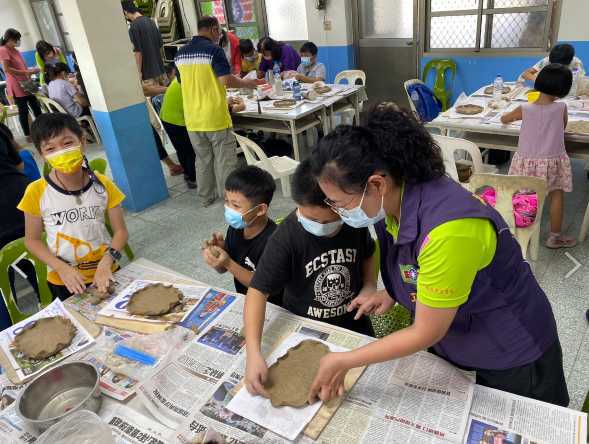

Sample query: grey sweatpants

[188,128,238,203]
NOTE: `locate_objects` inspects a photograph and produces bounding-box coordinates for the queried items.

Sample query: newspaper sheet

[179,288,236,334]
[101,404,175,444]
[98,280,210,324]
[226,332,348,441]
[0,299,95,381]
[0,404,38,444]
[75,328,140,401]
[463,385,587,444]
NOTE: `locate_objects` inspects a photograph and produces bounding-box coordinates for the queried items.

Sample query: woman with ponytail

[306,103,568,407]
[0,28,43,140]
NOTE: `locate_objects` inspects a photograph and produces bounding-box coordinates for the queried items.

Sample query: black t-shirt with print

[250,211,375,335]
[225,220,282,305]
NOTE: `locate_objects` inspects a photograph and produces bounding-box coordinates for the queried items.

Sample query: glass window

[429,15,478,48]
[431,0,478,12]
[265,0,308,41]
[359,0,413,39]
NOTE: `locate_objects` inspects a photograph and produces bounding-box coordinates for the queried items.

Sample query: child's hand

[93,256,114,294]
[203,246,230,269]
[56,263,86,295]
[348,289,395,320]
[211,232,225,249]
[245,351,269,397]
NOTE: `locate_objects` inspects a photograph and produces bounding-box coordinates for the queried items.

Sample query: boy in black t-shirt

[244,159,377,394]
[202,166,280,304]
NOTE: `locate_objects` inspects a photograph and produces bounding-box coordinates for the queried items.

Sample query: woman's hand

[308,352,349,403]
[28,67,40,75]
[56,263,86,295]
[245,351,269,397]
[93,255,114,294]
[348,289,395,320]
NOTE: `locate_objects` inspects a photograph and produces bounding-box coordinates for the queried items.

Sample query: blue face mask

[297,210,343,237]
[336,184,386,228]
[224,205,257,229]
[301,56,311,66]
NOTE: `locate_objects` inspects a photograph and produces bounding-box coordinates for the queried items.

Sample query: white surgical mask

[15,40,21,48]
[336,184,386,228]
[297,210,343,237]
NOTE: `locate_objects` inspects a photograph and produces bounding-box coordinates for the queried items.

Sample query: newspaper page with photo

[0,299,95,381]
[463,385,587,444]
[136,295,246,428]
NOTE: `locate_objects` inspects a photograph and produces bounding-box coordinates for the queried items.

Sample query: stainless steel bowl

[17,361,102,432]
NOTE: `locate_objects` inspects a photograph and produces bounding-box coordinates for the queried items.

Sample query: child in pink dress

[501,63,575,248]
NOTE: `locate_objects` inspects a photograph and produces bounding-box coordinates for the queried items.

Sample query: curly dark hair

[310,103,445,193]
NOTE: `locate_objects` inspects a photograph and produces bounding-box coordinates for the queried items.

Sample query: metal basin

[17,361,102,432]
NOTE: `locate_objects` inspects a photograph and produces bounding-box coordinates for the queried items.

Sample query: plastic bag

[37,410,114,444]
[478,187,538,228]
[104,327,194,381]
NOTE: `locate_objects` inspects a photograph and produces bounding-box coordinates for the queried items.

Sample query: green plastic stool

[0,237,54,324]
[422,59,457,111]
[369,240,413,337]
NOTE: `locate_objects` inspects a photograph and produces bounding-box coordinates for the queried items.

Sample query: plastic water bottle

[273,62,281,81]
[293,81,302,101]
[570,68,580,97]
[493,75,504,101]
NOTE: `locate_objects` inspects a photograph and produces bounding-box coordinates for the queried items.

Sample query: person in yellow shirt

[239,39,261,77]
[18,113,129,300]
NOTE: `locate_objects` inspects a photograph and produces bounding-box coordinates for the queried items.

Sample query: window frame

[422,0,561,56]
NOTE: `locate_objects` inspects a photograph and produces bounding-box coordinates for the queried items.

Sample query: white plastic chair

[469,173,547,261]
[433,134,497,184]
[404,79,424,118]
[333,70,367,127]
[37,95,101,145]
[579,203,589,243]
[233,132,299,197]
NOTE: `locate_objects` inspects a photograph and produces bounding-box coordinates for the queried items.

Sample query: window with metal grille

[426,0,557,52]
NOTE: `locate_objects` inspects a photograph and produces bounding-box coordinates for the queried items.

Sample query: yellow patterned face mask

[46,146,84,174]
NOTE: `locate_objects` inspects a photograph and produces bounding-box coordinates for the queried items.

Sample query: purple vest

[375,176,557,370]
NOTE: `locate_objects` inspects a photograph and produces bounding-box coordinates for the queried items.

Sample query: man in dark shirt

[243,159,378,394]
[122,1,166,85]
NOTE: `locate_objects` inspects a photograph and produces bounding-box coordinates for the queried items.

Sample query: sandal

[545,234,577,249]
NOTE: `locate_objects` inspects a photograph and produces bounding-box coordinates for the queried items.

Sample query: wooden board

[0,307,101,384]
[94,314,172,334]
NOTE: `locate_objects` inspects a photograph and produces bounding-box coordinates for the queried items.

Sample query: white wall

[0,0,41,53]
[305,0,353,46]
[558,0,589,41]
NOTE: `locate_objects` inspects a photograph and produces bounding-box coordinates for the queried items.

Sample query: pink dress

[509,101,572,192]
[0,45,28,98]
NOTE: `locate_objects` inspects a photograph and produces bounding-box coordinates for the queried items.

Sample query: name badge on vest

[399,264,419,285]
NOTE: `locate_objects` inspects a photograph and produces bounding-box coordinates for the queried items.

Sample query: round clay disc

[127,283,183,316]
[484,85,511,95]
[273,99,297,108]
[456,104,484,115]
[14,316,77,360]
[314,86,332,94]
[265,340,330,408]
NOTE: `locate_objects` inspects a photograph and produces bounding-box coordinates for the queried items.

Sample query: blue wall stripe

[421,41,589,106]
[317,45,355,83]
[92,103,169,211]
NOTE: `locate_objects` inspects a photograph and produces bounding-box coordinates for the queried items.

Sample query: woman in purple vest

[307,103,568,407]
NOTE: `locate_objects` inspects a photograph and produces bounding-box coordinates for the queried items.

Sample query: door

[354,0,418,107]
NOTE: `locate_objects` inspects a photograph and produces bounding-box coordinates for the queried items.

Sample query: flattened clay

[265,340,330,408]
[484,85,511,95]
[273,99,297,108]
[314,85,332,94]
[456,104,484,115]
[566,120,589,135]
[127,283,183,316]
[14,316,76,360]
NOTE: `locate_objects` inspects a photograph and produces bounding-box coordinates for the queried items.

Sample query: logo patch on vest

[399,265,419,284]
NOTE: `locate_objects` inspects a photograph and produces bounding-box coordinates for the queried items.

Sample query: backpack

[406,83,441,122]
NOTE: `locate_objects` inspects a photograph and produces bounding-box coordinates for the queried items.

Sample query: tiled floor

[17,140,589,410]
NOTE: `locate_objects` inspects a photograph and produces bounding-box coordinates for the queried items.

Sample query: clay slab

[13,316,77,360]
[127,283,183,316]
